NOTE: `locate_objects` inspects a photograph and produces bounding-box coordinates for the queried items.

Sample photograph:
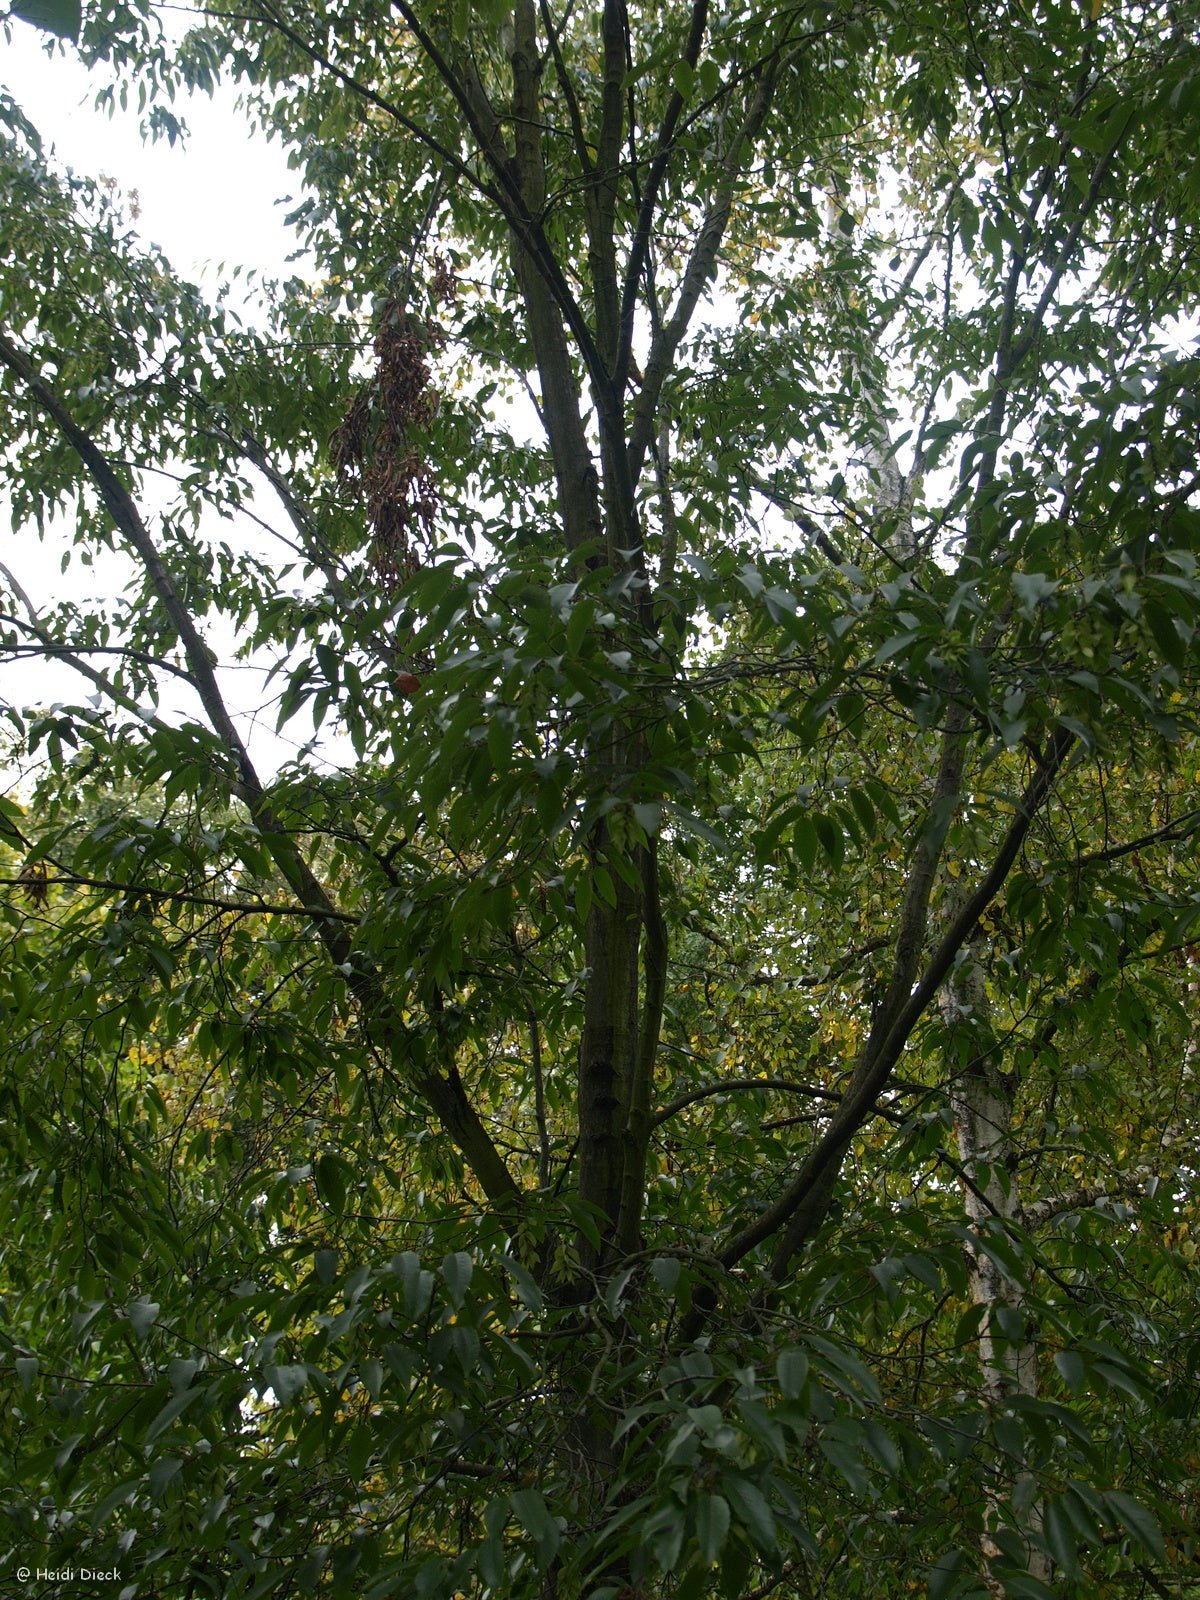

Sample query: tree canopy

[1,1,1199,1596]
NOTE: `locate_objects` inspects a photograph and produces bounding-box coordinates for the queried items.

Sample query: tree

[2,0,1199,1595]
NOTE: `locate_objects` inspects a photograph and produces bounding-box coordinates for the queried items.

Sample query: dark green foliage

[2,2,1199,1595]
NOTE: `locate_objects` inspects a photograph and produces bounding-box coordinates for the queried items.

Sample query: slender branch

[388,0,608,393]
[744,1561,809,1600]
[0,540,188,739]
[590,0,630,371]
[1022,1173,1160,1231]
[1007,110,1137,377]
[538,0,593,177]
[0,331,268,797]
[617,0,710,386]
[449,0,603,561]
[970,108,1136,508]
[627,54,780,487]
[866,201,952,343]
[233,0,606,406]
[0,870,356,922]
[1072,808,1200,868]
[529,1008,552,1190]
[0,607,200,689]
[223,1,498,209]
[684,919,890,989]
[653,415,681,585]
[652,1076,845,1130]
[231,428,397,668]
[744,471,847,566]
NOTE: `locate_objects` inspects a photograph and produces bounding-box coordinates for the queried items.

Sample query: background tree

[2,1,1199,1596]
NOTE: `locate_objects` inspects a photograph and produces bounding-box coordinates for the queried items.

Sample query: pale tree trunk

[823,179,917,560]
[943,923,1049,1593]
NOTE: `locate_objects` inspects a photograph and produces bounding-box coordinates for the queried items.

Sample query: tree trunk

[577,819,643,1267]
[945,925,1049,1593]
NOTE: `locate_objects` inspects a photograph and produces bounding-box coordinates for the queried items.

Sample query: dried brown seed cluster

[430,253,456,305]
[331,298,444,590]
[18,858,48,905]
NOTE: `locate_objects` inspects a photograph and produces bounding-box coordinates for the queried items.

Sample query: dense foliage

[2,1,1199,1596]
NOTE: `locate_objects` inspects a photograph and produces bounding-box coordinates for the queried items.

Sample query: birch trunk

[944,924,1049,1592]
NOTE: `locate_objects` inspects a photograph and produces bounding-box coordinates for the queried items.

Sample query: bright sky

[1,19,299,284]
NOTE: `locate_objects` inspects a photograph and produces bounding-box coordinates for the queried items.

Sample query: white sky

[1,19,299,283]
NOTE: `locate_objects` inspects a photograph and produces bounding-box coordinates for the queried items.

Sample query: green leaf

[871,628,921,665]
[167,1358,199,1393]
[695,1492,730,1564]
[510,1487,561,1567]
[1104,1490,1164,1558]
[144,1385,205,1445]
[266,1364,309,1405]
[671,59,696,98]
[126,1298,161,1339]
[90,1480,141,1529]
[441,1251,473,1307]
[1144,599,1186,668]
[1053,1350,1084,1393]
[994,1575,1057,1600]
[649,1256,681,1294]
[632,801,662,836]
[504,1256,544,1313]
[1043,1496,1081,1579]
[316,1152,348,1214]
[846,785,877,838]
[927,1549,966,1600]
[11,0,80,39]
[862,1421,900,1478]
[724,1476,776,1551]
[1092,1360,1149,1401]
[395,1252,436,1317]
[813,812,845,868]
[147,1455,183,1501]
[649,1499,687,1572]
[382,1343,419,1387]
[566,597,593,654]
[1012,571,1058,616]
[698,58,720,98]
[667,804,730,853]
[792,814,819,873]
[776,1349,808,1398]
[818,1435,870,1496]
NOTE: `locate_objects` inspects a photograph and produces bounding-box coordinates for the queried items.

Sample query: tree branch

[627,54,780,488]
[0,869,356,922]
[538,0,594,179]
[652,1076,845,1130]
[616,0,710,387]
[1020,1174,1157,1231]
[590,0,630,372]
[388,0,609,393]
[0,565,196,729]
[715,725,1075,1277]
[0,327,523,1213]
